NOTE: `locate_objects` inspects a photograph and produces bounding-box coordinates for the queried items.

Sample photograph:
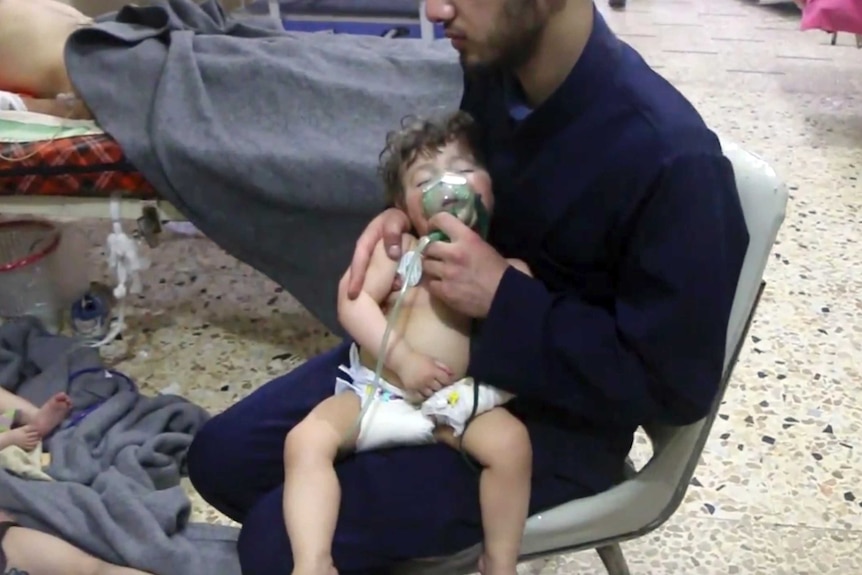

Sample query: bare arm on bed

[20,96,93,120]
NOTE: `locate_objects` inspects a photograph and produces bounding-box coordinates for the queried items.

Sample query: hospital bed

[0,111,183,246]
[0,0,439,240]
[68,0,439,39]
[244,0,440,40]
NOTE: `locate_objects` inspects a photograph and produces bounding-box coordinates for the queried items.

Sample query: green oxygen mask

[420,172,490,241]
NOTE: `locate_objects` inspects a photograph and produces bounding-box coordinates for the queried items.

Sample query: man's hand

[397,351,455,398]
[347,208,411,299]
[422,213,510,319]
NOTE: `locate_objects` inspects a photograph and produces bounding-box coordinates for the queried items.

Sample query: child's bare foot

[0,426,40,452]
[478,553,517,575]
[31,392,73,437]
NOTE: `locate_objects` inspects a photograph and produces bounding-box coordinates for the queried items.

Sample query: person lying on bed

[283,110,532,575]
[0,0,94,119]
[0,510,154,575]
[0,388,72,452]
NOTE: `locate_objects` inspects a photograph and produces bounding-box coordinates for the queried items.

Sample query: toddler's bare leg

[0,511,154,575]
[0,389,73,438]
[436,408,532,575]
[0,387,39,421]
[283,392,361,575]
[28,392,73,437]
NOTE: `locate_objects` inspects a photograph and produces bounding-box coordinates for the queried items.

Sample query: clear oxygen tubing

[83,195,147,349]
[341,172,485,449]
[342,231,443,446]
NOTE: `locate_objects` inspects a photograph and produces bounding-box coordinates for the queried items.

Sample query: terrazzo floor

[39,0,862,573]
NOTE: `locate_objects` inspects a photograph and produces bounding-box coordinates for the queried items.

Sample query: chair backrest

[636,137,788,517]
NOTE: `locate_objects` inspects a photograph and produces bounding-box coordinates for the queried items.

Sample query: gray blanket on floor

[0,318,240,575]
[64,0,464,334]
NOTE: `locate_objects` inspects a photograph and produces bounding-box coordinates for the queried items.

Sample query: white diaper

[335,343,513,452]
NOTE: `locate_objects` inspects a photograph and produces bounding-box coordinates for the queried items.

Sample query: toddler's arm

[0,430,13,450]
[337,234,416,374]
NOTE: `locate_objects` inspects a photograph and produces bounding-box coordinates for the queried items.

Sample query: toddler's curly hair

[377,110,482,206]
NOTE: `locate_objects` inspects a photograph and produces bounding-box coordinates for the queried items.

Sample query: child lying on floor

[0,510,154,575]
[282,111,533,575]
[0,387,72,452]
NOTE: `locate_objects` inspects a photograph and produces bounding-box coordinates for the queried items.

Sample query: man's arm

[338,235,415,373]
[469,153,750,426]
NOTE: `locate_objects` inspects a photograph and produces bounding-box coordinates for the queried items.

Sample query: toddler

[283,111,533,575]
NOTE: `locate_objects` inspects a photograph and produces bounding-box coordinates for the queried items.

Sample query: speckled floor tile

[518,517,862,575]
[11,0,862,573]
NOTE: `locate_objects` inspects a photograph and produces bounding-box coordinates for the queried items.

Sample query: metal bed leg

[419,0,434,41]
[596,544,631,575]
[267,0,280,24]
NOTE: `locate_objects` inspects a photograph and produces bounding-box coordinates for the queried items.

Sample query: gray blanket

[0,318,240,575]
[65,0,464,334]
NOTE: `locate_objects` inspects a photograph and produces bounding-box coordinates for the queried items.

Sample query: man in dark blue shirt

[188,1,749,574]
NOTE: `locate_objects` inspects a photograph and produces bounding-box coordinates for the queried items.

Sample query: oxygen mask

[421,172,489,241]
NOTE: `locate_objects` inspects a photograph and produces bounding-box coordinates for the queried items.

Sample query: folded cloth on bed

[0,111,103,143]
[0,317,240,575]
[65,0,464,334]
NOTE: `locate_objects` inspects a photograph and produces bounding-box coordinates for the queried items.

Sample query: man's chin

[458,52,494,73]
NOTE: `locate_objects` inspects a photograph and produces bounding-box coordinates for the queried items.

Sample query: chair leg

[596,544,631,575]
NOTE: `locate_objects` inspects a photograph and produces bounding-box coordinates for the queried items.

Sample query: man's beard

[459,0,546,75]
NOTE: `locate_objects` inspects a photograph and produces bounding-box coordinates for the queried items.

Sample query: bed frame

[252,0,437,40]
[1,1,433,246]
[0,195,185,247]
[0,195,181,221]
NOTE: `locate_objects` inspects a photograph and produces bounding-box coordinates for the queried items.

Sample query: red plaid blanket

[0,133,156,197]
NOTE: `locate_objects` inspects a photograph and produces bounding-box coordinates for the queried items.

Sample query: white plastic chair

[392,137,789,575]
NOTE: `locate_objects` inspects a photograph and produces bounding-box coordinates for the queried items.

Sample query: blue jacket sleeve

[469,152,750,426]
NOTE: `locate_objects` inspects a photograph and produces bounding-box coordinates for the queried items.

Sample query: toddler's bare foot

[31,392,73,437]
[478,553,517,575]
[0,426,40,452]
